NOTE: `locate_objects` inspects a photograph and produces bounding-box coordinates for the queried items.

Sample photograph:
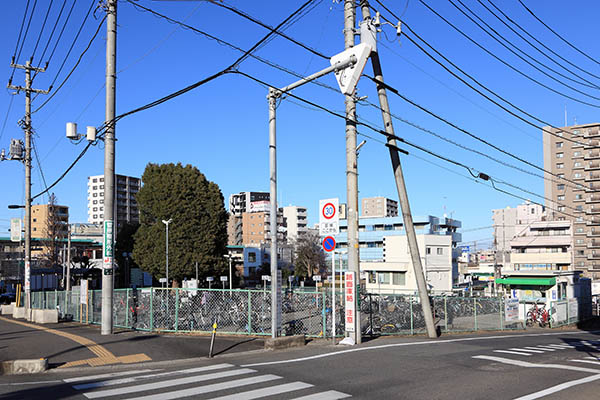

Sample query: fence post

[125,288,130,328]
[410,295,414,335]
[474,297,478,331]
[150,287,154,331]
[174,289,179,332]
[444,296,448,332]
[247,290,252,334]
[321,291,326,337]
[500,298,504,330]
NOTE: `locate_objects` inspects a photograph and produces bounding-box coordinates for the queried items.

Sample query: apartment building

[543,123,600,278]
[361,196,398,218]
[229,191,270,215]
[87,174,140,228]
[241,209,286,246]
[282,206,308,242]
[31,203,69,239]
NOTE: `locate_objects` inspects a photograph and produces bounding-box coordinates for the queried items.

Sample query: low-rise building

[509,220,573,271]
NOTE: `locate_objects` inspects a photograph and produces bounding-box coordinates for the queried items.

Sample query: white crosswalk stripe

[509,347,544,353]
[494,350,532,356]
[65,363,352,400]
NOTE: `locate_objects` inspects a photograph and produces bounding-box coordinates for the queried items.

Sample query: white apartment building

[361,234,454,295]
[229,191,269,215]
[87,174,141,228]
[282,206,308,243]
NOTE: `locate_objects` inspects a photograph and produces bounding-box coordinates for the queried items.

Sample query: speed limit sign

[319,198,339,236]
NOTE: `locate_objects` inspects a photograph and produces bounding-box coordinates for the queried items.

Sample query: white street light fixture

[162,218,172,287]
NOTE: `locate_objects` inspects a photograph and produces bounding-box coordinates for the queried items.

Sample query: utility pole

[7,60,48,315]
[344,0,361,344]
[359,3,437,338]
[101,0,117,335]
[66,226,71,291]
[268,87,280,339]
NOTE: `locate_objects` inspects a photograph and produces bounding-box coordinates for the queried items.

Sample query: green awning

[495,277,556,286]
[472,272,494,276]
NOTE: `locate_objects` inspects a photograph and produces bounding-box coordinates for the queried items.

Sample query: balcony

[585,140,600,149]
[588,217,600,225]
[585,128,600,138]
[585,151,600,160]
[588,252,600,260]
[585,173,600,182]
[590,206,600,214]
[586,161,600,171]
[589,240,600,249]
[588,229,600,237]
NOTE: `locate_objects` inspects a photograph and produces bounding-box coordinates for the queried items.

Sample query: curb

[0,359,48,375]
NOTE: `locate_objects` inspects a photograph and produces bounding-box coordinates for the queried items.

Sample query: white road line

[531,346,556,351]
[0,380,62,386]
[125,374,281,400]
[493,350,531,356]
[241,330,600,367]
[206,381,313,400]
[73,364,232,390]
[584,356,600,360]
[509,348,543,354]
[83,368,256,399]
[472,355,600,373]
[64,369,155,383]
[570,359,600,366]
[512,374,600,400]
[545,344,573,349]
[291,390,352,400]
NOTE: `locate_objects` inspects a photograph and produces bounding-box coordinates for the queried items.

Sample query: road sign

[330,43,372,95]
[220,276,228,282]
[80,280,88,305]
[313,275,321,282]
[206,277,214,282]
[103,220,114,269]
[159,278,167,283]
[261,275,271,282]
[345,272,356,332]
[319,198,339,236]
[322,236,336,252]
[10,218,21,242]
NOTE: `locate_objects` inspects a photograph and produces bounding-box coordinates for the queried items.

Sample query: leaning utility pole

[344,0,361,344]
[359,2,437,338]
[7,60,48,315]
[101,0,117,335]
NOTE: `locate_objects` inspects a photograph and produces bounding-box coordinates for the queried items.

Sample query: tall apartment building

[241,209,286,246]
[282,206,308,242]
[229,191,270,215]
[87,174,141,229]
[543,123,600,279]
[361,196,398,218]
[31,203,69,239]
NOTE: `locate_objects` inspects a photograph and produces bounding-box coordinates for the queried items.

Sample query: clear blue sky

[1,0,599,248]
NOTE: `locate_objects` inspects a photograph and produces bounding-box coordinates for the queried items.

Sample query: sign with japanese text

[345,271,356,332]
[10,218,21,242]
[103,220,114,269]
[80,280,88,305]
[504,298,519,322]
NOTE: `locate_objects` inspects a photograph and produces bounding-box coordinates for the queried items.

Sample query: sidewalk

[0,315,264,369]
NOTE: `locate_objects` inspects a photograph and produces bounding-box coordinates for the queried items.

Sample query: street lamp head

[8,204,25,209]
[162,218,172,225]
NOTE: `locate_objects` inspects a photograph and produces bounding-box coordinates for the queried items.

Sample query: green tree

[294,231,327,280]
[132,163,228,286]
[115,222,140,288]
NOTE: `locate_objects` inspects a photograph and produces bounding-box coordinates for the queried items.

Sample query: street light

[8,204,25,209]
[162,218,172,288]
[223,254,233,293]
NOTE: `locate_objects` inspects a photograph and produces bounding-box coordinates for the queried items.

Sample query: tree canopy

[132,163,228,285]
[294,231,327,280]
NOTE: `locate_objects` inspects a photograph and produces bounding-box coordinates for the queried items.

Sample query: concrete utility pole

[66,225,71,291]
[102,0,117,335]
[268,87,280,339]
[344,0,361,344]
[359,3,437,338]
[8,60,48,314]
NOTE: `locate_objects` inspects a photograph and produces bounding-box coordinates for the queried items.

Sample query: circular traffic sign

[322,236,336,252]
[322,202,336,219]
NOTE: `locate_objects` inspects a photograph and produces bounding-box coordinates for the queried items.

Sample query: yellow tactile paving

[0,316,151,368]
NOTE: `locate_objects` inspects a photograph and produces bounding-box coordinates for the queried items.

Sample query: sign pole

[332,250,336,345]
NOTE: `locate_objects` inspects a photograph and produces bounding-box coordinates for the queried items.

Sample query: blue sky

[1,0,599,248]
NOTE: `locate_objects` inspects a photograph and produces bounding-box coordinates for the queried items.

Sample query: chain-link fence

[25,288,524,337]
[550,297,593,327]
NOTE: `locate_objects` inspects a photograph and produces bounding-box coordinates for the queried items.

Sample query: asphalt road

[2,329,600,399]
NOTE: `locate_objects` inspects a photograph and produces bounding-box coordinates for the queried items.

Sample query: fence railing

[549,297,593,328]
[27,288,521,337]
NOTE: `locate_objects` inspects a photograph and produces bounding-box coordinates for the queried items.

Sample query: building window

[93,186,97,190]
[557,184,565,190]
[556,163,564,169]
[574,151,581,157]
[576,239,584,245]
[575,172,583,178]
[576,227,584,233]
[557,153,564,158]
[32,218,36,222]
[378,272,390,284]
[93,214,97,219]
[577,250,585,256]
[558,206,565,212]
[93,178,97,183]
[93,193,97,197]
[100,199,104,204]
[573,130,580,136]
[557,195,565,201]
[93,207,97,212]
[248,252,256,263]
[392,272,406,286]
[437,247,444,255]
[426,247,432,255]
[558,174,565,179]
[100,185,104,189]
[531,208,535,214]
[93,200,98,204]
[574,162,582,167]
[100,192,104,197]
[576,205,583,211]
[576,216,584,222]
[100,178,104,182]
[556,142,563,148]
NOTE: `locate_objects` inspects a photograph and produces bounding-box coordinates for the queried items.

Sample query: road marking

[509,348,543,354]
[512,374,600,400]
[64,369,154,383]
[493,350,531,356]
[206,381,313,400]
[531,346,556,351]
[584,356,600,360]
[125,374,282,400]
[291,390,352,399]
[241,330,600,367]
[0,380,62,386]
[83,368,256,398]
[545,344,573,349]
[73,364,232,390]
[570,359,600,366]
[472,355,600,373]
[0,316,151,367]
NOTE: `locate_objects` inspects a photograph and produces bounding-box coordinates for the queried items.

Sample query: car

[0,292,16,305]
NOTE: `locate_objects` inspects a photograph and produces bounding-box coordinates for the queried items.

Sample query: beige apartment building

[241,209,286,246]
[543,123,600,278]
[361,196,398,218]
[31,203,69,239]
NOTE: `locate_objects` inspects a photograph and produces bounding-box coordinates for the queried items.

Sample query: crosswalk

[486,340,600,357]
[63,363,351,400]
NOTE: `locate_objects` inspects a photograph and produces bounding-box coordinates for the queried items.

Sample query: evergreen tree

[132,163,228,286]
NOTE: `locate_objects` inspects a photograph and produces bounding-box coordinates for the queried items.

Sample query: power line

[11,0,38,81]
[33,14,106,114]
[43,0,77,68]
[480,0,600,86]
[30,0,54,63]
[419,0,600,107]
[33,0,318,200]
[0,96,15,143]
[35,0,68,72]
[10,0,32,82]
[518,0,600,68]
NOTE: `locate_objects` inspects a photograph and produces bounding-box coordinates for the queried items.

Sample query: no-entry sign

[322,236,336,252]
